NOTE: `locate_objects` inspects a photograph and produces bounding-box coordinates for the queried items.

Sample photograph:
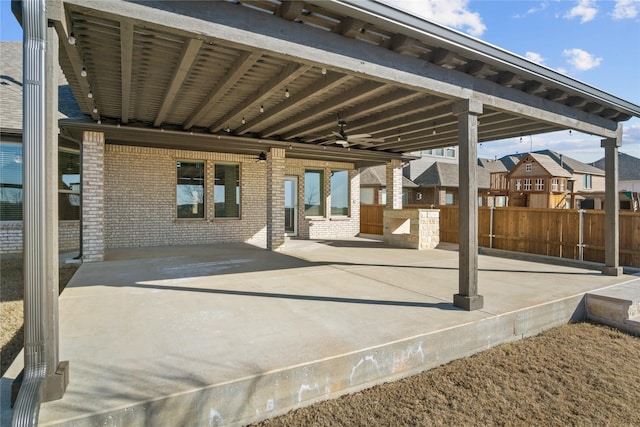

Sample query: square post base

[453,294,484,311]
[602,266,623,276]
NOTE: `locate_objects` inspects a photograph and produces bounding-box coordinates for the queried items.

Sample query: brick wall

[82,131,105,261]
[0,221,80,254]
[103,145,361,250]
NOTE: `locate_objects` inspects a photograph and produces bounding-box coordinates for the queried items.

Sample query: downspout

[12,0,47,424]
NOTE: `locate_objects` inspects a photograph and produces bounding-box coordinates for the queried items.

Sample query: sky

[1,0,639,163]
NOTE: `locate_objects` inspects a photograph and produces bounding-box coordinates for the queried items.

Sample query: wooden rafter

[154,38,203,127]
[120,21,134,124]
[183,50,262,130]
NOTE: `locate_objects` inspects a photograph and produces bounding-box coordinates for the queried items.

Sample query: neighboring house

[403,146,458,181]
[360,164,417,205]
[505,153,573,209]
[479,158,509,207]
[412,162,490,206]
[591,152,640,211]
[0,42,83,254]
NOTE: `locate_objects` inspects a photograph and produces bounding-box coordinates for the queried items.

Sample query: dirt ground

[2,260,639,426]
[1,258,78,376]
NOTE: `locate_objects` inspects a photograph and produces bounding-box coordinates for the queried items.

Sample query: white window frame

[525,164,532,172]
[524,179,532,191]
[535,178,544,191]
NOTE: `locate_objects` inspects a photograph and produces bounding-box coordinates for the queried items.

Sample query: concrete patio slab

[1,237,636,426]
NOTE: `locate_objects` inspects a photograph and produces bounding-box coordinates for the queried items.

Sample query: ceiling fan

[327,116,382,147]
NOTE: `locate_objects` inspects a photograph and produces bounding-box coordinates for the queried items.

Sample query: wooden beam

[154,38,202,127]
[48,2,98,118]
[183,50,262,130]
[235,72,351,134]
[260,81,387,137]
[282,89,423,139]
[209,63,312,132]
[337,17,366,37]
[277,1,304,21]
[120,21,134,124]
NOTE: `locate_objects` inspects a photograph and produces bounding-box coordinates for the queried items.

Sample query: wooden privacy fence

[361,204,640,268]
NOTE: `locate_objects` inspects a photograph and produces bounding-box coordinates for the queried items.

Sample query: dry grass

[255,323,640,426]
[0,258,78,376]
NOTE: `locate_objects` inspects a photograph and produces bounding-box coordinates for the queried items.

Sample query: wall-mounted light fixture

[68,32,76,45]
[257,152,267,163]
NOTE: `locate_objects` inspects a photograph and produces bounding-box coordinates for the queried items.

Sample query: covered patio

[9,0,640,423]
[2,238,638,425]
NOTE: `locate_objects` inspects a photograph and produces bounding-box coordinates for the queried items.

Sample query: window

[495,196,506,207]
[330,170,349,216]
[304,170,324,216]
[524,179,532,191]
[381,188,387,205]
[525,163,532,172]
[360,187,374,205]
[551,178,558,191]
[560,179,565,192]
[176,161,205,218]
[445,147,456,158]
[1,142,81,221]
[58,149,81,220]
[583,174,592,189]
[445,192,454,205]
[434,148,444,156]
[515,179,521,191]
[535,178,544,191]
[0,142,23,221]
[214,164,240,218]
[421,149,432,156]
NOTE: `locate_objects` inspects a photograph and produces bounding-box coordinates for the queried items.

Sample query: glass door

[284,176,298,236]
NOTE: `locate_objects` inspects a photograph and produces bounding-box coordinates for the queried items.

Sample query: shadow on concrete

[108,281,461,310]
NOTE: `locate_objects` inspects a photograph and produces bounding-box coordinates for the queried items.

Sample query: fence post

[578,209,584,261]
[489,206,494,249]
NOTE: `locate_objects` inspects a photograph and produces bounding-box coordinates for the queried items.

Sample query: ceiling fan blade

[346,133,372,140]
[335,140,349,147]
[331,131,343,138]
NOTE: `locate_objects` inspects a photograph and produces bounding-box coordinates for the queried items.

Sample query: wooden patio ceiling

[49,0,638,160]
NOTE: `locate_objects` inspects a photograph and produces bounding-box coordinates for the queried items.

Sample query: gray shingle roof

[360,164,418,187]
[478,157,508,172]
[591,152,640,181]
[413,162,490,189]
[496,149,604,176]
[526,152,573,178]
[532,149,604,175]
[1,41,83,131]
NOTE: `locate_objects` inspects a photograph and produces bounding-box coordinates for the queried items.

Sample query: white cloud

[564,0,598,23]
[525,52,545,65]
[563,48,603,71]
[382,0,486,37]
[514,1,549,18]
[612,0,640,19]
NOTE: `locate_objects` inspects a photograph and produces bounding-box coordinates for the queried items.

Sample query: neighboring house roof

[591,152,640,181]
[508,153,572,178]
[496,150,603,176]
[360,165,418,187]
[413,162,490,189]
[532,149,604,175]
[0,41,83,132]
[478,158,508,173]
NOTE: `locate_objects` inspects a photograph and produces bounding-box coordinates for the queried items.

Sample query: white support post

[453,99,484,311]
[385,159,402,210]
[601,127,623,276]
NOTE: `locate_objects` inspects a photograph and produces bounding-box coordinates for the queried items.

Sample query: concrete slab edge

[478,247,640,275]
[35,295,587,427]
